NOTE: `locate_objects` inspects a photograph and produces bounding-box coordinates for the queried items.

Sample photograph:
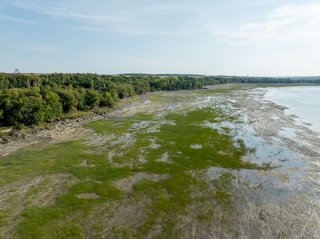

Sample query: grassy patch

[0,209,10,227]
[0,141,132,186]
[0,140,132,238]
[84,108,260,237]
[149,93,177,103]
[85,119,132,136]
[85,113,154,136]
[144,109,255,170]
[194,84,248,95]
[3,106,263,238]
[123,108,258,237]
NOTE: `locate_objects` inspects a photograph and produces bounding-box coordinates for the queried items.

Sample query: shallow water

[264,86,320,133]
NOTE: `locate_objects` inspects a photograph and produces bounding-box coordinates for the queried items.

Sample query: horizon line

[1,71,320,78]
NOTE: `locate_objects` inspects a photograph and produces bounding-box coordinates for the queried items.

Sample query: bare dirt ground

[114,173,170,193]
[85,197,151,239]
[0,118,95,158]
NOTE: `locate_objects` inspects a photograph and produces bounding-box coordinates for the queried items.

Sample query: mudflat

[0,85,319,238]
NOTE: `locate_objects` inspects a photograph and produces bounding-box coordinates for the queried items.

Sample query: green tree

[84,90,101,108]
[57,90,77,113]
[41,88,63,121]
[100,92,114,107]
[0,89,45,126]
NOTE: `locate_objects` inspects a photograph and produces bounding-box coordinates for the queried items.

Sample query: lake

[264,86,320,133]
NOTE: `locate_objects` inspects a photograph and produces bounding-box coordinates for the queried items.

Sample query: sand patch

[157,152,172,163]
[191,144,203,149]
[114,173,169,193]
[76,193,100,199]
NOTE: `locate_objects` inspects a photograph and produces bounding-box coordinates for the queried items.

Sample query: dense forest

[0,73,319,126]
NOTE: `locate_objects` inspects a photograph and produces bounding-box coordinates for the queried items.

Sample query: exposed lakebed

[0,85,319,238]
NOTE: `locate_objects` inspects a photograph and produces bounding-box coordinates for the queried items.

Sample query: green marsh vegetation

[2,141,131,238]
[0,102,267,238]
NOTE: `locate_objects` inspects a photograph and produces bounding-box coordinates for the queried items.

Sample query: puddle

[279,127,297,139]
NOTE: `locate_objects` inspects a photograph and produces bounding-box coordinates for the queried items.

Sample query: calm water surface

[264,86,320,133]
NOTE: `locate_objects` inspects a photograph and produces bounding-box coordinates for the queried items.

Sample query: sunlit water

[264,86,320,133]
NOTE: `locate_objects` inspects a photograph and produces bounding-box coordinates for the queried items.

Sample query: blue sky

[0,0,319,76]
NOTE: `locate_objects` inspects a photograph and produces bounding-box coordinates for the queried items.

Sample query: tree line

[0,73,205,126]
[0,73,319,126]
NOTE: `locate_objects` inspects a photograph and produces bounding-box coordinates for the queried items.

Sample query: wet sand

[198,87,320,238]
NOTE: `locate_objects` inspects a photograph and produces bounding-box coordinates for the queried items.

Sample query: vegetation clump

[0,73,206,126]
[2,72,318,127]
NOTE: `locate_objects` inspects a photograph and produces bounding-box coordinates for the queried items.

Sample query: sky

[0,0,320,76]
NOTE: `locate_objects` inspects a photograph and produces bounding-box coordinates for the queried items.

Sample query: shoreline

[1,83,319,158]
[0,95,148,157]
[263,86,320,134]
[0,85,319,238]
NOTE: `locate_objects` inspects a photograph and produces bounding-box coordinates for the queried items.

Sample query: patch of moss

[0,209,10,227]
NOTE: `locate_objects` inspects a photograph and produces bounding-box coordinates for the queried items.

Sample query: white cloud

[26,46,61,53]
[7,0,193,36]
[222,2,320,47]
[0,14,40,24]
[70,25,191,36]
[2,0,319,75]
[8,0,124,22]
[193,2,320,76]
